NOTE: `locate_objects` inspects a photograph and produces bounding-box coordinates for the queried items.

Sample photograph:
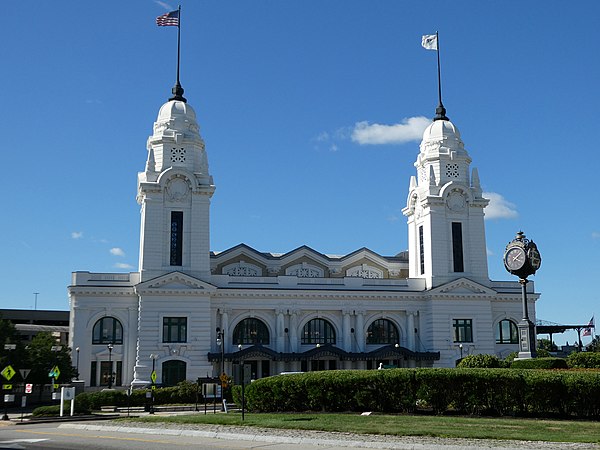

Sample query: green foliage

[511,357,568,370]
[74,380,201,411]
[587,336,600,352]
[567,352,600,369]
[457,354,504,368]
[26,332,75,384]
[32,402,89,416]
[242,368,600,419]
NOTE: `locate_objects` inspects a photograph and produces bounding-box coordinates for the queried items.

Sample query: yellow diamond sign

[1,365,15,381]
[150,370,157,383]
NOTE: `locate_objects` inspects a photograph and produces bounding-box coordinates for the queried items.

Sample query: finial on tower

[422,32,449,122]
[169,81,187,103]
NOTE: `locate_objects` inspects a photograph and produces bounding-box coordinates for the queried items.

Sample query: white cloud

[154,1,173,11]
[351,116,430,145]
[483,192,518,220]
[592,232,600,239]
[114,263,134,270]
[71,231,83,239]
[110,247,125,257]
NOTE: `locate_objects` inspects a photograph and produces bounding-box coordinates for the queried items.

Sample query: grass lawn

[122,412,600,444]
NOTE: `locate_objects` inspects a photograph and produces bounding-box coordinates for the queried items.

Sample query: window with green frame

[232,318,270,345]
[496,319,518,344]
[453,319,473,343]
[301,318,335,345]
[92,317,123,344]
[366,319,399,345]
[163,317,187,343]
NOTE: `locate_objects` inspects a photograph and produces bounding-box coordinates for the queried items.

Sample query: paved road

[0,420,598,450]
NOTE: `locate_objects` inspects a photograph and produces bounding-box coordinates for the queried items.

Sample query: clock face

[505,247,526,271]
[528,248,541,270]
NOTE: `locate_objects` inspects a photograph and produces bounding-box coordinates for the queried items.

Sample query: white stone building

[68,86,538,388]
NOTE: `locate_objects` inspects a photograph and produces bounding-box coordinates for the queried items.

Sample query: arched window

[496,319,518,344]
[92,317,123,344]
[301,318,335,345]
[162,360,186,386]
[232,318,270,345]
[366,319,399,345]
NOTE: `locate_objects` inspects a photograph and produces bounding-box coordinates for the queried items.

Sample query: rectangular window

[453,319,473,343]
[170,211,183,266]
[163,317,187,343]
[419,225,425,275]
[452,222,464,272]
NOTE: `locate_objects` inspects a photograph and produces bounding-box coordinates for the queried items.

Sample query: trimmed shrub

[243,368,600,419]
[567,352,600,369]
[457,354,504,368]
[511,357,567,370]
[73,381,201,412]
[32,402,89,417]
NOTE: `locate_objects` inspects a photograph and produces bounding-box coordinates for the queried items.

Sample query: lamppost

[216,328,225,377]
[503,231,542,359]
[107,343,114,389]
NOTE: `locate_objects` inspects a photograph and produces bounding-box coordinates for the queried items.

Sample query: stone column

[342,310,352,352]
[276,309,285,352]
[355,310,365,353]
[289,311,298,353]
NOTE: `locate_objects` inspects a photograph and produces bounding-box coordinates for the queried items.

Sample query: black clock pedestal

[516,278,537,359]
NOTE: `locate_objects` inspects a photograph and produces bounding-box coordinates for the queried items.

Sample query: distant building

[69,81,539,389]
[1,308,69,345]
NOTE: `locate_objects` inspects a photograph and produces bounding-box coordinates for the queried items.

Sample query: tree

[25,332,75,386]
[587,335,600,352]
[0,315,27,375]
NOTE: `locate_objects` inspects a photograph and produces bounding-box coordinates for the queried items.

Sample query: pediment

[430,278,496,296]
[135,271,216,294]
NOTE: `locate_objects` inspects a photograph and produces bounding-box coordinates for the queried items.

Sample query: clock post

[503,231,542,359]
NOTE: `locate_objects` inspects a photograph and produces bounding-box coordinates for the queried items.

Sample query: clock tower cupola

[137,91,215,282]
[402,109,489,288]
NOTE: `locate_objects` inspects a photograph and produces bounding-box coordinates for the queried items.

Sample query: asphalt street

[0,417,598,450]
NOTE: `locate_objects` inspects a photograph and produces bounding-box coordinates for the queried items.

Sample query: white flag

[422,34,438,50]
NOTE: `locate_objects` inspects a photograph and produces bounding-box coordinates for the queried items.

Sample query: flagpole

[170,4,186,102]
[433,31,448,121]
[176,4,181,87]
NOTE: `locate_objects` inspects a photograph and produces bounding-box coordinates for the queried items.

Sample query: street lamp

[216,328,224,377]
[107,343,114,389]
[459,343,463,359]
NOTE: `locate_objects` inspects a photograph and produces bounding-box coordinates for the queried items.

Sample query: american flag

[583,316,594,337]
[156,10,179,27]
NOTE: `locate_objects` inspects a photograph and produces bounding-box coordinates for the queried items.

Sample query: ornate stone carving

[165,177,190,202]
[223,261,261,277]
[286,263,324,278]
[346,264,383,279]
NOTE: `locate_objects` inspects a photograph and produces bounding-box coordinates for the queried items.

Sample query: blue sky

[1,1,598,346]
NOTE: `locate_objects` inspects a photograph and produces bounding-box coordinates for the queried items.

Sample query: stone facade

[69,93,538,388]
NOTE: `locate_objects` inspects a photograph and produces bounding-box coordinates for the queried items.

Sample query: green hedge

[73,380,201,412]
[511,357,568,370]
[32,402,89,417]
[243,369,600,419]
[457,354,505,368]
[567,352,600,369]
